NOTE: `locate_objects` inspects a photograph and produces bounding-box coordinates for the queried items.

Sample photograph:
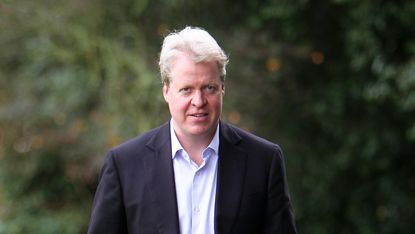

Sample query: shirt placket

[191,169,201,233]
[191,150,211,234]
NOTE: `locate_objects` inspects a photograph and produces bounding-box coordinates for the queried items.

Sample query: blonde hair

[158,26,228,85]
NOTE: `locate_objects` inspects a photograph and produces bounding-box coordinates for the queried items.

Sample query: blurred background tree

[1,0,414,233]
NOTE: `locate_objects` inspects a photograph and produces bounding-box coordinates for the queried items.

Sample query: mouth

[189,113,208,118]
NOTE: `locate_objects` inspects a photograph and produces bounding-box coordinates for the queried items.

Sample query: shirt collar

[170,119,220,159]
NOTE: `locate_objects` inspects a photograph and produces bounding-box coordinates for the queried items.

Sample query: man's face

[163,53,224,141]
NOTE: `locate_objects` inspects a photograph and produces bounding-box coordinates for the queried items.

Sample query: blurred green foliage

[1,0,414,233]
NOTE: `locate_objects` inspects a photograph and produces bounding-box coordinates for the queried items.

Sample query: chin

[188,126,212,136]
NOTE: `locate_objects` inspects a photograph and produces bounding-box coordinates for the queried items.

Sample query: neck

[182,141,207,166]
[181,135,210,151]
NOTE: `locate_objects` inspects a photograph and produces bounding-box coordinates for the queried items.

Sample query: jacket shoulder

[109,123,169,158]
[222,122,281,153]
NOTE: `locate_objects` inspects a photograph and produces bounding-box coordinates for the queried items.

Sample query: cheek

[212,95,223,106]
[170,97,190,112]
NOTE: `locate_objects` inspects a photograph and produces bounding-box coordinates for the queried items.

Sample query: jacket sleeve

[87,151,128,234]
[263,146,297,234]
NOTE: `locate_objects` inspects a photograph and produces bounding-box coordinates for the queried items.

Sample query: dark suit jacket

[88,121,297,234]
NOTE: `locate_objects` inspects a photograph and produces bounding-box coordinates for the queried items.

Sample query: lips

[190,113,208,117]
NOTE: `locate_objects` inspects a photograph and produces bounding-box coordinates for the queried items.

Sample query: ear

[162,84,170,103]
[221,84,225,95]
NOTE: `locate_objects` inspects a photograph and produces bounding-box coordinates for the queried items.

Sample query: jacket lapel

[146,123,180,234]
[215,122,247,234]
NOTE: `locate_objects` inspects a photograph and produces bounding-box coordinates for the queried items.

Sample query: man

[88,26,297,234]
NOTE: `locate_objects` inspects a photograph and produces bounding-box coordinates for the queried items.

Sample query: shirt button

[193,207,200,213]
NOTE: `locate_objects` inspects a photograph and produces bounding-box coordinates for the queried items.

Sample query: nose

[191,90,206,107]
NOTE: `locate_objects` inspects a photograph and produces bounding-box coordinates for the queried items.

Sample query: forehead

[170,54,220,83]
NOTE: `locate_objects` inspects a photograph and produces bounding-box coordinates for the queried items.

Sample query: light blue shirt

[170,121,219,234]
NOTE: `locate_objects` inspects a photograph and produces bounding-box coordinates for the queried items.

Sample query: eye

[205,85,218,94]
[179,87,192,95]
